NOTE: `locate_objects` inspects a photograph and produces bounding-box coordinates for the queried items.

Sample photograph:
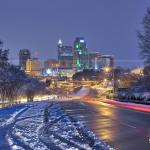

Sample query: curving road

[61,99,150,150]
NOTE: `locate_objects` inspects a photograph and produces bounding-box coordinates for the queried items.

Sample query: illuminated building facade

[26,58,41,76]
[44,59,59,69]
[73,37,88,70]
[58,67,75,78]
[42,59,59,76]
[19,49,31,70]
[88,52,101,70]
[99,55,114,68]
[57,39,73,68]
[131,67,143,75]
[56,38,115,72]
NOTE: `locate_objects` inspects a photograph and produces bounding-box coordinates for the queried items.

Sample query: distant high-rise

[99,55,114,68]
[19,49,31,70]
[26,58,41,76]
[57,39,73,68]
[57,39,63,61]
[88,52,101,70]
[73,37,88,70]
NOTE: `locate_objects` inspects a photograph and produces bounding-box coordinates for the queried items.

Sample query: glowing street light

[104,78,108,82]
[104,67,111,73]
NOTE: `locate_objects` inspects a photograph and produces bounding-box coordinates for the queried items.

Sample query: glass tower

[73,37,88,70]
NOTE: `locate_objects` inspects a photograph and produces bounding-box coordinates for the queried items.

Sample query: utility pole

[113,68,115,95]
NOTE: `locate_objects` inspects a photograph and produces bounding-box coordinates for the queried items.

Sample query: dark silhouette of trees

[0,40,2,47]
[143,65,150,77]
[72,69,104,81]
[138,7,150,75]
[0,49,27,103]
[45,79,51,87]
[0,45,46,103]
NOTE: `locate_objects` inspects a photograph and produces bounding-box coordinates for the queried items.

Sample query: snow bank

[7,102,49,150]
[0,101,111,150]
[1,107,26,127]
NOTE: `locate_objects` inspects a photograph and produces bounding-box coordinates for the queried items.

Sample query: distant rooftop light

[80,40,85,43]
[58,39,62,45]
[46,69,52,75]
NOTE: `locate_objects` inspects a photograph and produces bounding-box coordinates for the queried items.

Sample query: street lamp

[104,78,108,82]
[112,68,115,94]
[104,67,111,73]
[103,67,115,95]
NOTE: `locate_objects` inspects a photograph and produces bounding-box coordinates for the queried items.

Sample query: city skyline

[0,0,150,67]
[0,1,150,149]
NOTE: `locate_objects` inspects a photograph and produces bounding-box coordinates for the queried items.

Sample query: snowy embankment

[7,102,49,150]
[0,101,111,150]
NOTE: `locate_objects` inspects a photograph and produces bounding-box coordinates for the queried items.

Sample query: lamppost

[112,67,115,94]
[104,67,110,73]
[103,67,115,94]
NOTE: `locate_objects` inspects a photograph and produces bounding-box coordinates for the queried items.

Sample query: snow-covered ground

[0,100,111,150]
[71,87,90,100]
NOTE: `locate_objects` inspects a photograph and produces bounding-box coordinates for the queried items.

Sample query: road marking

[120,122,137,129]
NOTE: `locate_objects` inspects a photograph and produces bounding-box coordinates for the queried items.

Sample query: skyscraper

[19,49,31,70]
[57,39,63,62]
[73,37,88,70]
[57,39,73,68]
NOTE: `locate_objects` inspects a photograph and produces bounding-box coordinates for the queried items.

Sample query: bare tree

[138,7,150,67]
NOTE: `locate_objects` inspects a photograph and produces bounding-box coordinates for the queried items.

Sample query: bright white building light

[46,69,52,75]
[80,40,85,43]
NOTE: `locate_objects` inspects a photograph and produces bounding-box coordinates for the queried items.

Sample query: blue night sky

[0,0,150,67]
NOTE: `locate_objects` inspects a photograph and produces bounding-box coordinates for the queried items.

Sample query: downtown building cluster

[58,37,114,71]
[19,37,114,77]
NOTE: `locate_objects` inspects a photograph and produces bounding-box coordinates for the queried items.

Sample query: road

[61,99,150,150]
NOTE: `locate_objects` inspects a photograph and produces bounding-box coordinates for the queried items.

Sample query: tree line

[138,7,150,77]
[0,44,45,104]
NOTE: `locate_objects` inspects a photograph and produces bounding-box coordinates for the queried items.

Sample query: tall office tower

[19,49,31,70]
[57,39,63,62]
[73,37,88,70]
[57,39,73,68]
[88,52,101,70]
